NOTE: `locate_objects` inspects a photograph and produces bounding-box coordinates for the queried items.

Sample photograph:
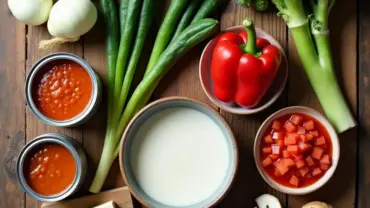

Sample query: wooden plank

[41,187,133,208]
[216,1,288,207]
[0,1,26,207]
[358,0,370,207]
[25,24,84,207]
[287,0,357,207]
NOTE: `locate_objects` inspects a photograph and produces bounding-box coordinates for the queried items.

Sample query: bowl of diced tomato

[254,106,340,195]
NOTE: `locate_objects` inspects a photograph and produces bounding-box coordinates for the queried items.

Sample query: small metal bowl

[17,133,87,202]
[25,53,102,127]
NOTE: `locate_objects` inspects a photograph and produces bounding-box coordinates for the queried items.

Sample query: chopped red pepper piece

[296,160,305,169]
[262,157,273,167]
[312,147,324,160]
[315,136,326,146]
[284,121,296,133]
[290,115,303,126]
[306,156,315,167]
[272,120,282,130]
[303,120,315,131]
[290,175,299,187]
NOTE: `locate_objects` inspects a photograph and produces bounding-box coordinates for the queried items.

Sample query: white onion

[8,0,53,26]
[39,0,97,49]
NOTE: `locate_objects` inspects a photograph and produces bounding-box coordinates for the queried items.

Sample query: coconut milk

[130,107,230,207]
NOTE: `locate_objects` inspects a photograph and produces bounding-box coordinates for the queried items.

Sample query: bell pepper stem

[242,18,257,54]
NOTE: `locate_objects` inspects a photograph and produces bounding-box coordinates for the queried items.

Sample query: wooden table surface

[1,0,369,207]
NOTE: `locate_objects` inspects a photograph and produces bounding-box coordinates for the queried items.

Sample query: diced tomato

[299,167,310,177]
[272,120,282,130]
[287,133,299,144]
[305,133,314,142]
[264,135,273,144]
[283,150,290,158]
[320,164,329,171]
[283,158,295,168]
[271,144,281,155]
[310,130,319,138]
[296,160,305,169]
[303,120,315,131]
[270,154,280,160]
[263,147,272,154]
[262,157,273,167]
[306,156,315,167]
[277,163,289,175]
[298,142,312,152]
[297,127,306,135]
[274,168,282,177]
[320,154,331,165]
[312,147,324,160]
[299,134,308,142]
[312,167,322,176]
[284,121,296,133]
[315,136,326,146]
[272,131,285,140]
[287,145,299,153]
[275,139,284,147]
[289,175,299,187]
[292,153,303,161]
[290,115,303,126]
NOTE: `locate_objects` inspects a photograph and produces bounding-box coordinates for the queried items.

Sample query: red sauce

[33,60,92,120]
[260,113,333,188]
[23,143,76,195]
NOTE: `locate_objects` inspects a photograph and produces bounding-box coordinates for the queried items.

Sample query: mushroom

[302,201,332,208]
[255,194,282,208]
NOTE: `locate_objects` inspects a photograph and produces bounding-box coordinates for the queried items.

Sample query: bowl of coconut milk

[119,97,238,208]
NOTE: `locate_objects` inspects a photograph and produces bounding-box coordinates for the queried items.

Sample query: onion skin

[8,0,53,26]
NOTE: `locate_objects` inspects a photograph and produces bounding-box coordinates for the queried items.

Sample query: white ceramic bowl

[199,26,288,115]
[254,106,340,195]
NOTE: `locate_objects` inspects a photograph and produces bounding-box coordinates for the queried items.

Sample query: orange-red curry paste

[33,60,92,120]
[24,143,76,195]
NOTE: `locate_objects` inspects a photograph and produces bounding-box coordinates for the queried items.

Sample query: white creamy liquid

[130,107,230,207]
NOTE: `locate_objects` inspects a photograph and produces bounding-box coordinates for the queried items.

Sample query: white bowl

[253,106,340,195]
[199,26,288,115]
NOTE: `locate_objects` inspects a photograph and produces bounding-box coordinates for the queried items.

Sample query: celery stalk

[272,0,355,132]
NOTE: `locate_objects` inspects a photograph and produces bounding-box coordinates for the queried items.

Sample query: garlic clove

[255,194,282,208]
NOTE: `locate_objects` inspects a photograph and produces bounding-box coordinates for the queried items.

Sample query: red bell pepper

[211,18,281,107]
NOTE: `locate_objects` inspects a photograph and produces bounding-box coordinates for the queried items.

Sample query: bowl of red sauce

[26,53,102,127]
[254,107,340,195]
[17,133,87,202]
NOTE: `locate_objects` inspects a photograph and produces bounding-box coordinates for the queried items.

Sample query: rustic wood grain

[216,1,288,207]
[25,24,84,208]
[358,0,370,207]
[0,0,362,208]
[287,0,358,207]
[0,1,26,207]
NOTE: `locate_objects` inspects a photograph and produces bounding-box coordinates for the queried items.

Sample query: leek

[272,0,355,132]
